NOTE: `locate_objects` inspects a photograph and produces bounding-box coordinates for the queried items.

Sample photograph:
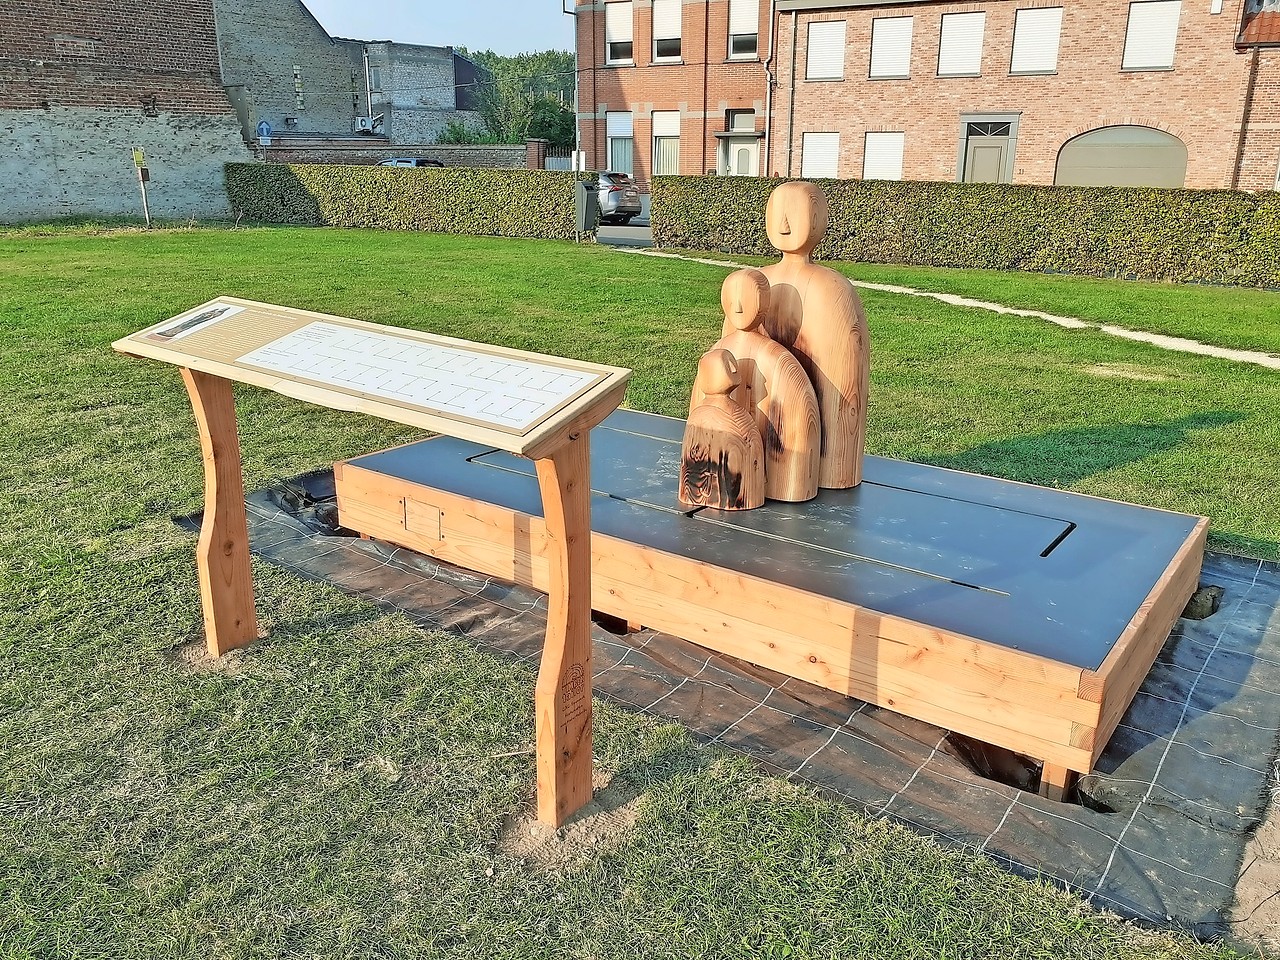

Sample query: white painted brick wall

[0,108,251,222]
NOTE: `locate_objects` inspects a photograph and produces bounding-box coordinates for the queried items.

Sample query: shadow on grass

[920,411,1245,488]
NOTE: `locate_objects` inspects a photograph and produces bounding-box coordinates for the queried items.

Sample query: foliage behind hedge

[652,176,1280,288]
[225,163,586,240]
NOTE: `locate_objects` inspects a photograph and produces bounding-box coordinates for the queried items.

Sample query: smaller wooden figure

[680,349,766,511]
[709,269,820,503]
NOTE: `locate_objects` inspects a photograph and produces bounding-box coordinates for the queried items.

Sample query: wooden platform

[334,409,1207,797]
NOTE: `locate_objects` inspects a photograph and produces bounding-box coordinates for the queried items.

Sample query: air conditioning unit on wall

[354,116,375,133]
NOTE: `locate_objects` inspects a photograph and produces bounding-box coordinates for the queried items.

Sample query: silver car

[378,157,445,168]
[598,172,642,225]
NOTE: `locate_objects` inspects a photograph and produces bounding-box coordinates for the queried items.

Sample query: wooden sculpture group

[680,181,871,510]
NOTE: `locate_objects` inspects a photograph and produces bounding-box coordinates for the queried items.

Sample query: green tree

[455,48,576,150]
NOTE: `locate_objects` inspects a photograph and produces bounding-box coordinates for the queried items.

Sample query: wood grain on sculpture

[692,268,820,502]
[737,181,869,490]
[679,348,765,510]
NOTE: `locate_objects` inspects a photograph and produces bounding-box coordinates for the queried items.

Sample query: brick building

[575,0,1280,191]
[214,0,485,144]
[574,0,774,187]
[0,0,250,221]
[1236,0,1280,190]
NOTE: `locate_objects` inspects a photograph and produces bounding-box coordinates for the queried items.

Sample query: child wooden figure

[706,269,820,502]
[680,349,766,511]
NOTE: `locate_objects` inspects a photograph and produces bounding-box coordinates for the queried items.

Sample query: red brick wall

[772,0,1256,189]
[0,0,232,114]
[1236,49,1280,191]
[575,0,771,186]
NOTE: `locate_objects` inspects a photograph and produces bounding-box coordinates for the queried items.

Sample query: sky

[302,1,576,55]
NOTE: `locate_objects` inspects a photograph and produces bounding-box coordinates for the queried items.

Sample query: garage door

[1054,125,1187,188]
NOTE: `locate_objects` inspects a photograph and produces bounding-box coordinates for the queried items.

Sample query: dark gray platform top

[347,408,1203,671]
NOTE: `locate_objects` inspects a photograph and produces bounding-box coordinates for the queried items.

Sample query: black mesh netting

[187,470,1280,936]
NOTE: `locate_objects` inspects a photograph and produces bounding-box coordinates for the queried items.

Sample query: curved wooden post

[533,433,593,825]
[181,368,258,658]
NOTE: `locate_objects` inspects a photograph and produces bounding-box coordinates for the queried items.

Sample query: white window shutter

[729,0,759,35]
[606,111,634,138]
[1122,1,1181,69]
[870,17,913,79]
[806,21,847,80]
[652,0,681,41]
[1011,7,1063,73]
[863,132,904,180]
[801,132,840,178]
[605,1,633,43]
[937,12,984,76]
[652,110,680,137]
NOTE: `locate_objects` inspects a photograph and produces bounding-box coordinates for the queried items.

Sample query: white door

[724,137,759,176]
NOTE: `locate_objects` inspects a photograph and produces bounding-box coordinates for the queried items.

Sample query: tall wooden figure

[695,269,821,502]
[680,349,766,511]
[747,181,870,489]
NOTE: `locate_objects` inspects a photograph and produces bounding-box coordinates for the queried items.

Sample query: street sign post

[132,146,151,228]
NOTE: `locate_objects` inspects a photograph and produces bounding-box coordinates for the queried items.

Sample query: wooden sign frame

[115,297,630,826]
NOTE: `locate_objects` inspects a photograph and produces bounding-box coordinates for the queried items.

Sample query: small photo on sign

[144,303,245,343]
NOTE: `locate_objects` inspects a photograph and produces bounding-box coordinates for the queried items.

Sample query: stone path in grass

[620,248,1280,372]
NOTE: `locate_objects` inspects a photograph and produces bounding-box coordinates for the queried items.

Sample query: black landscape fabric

[190,470,1280,936]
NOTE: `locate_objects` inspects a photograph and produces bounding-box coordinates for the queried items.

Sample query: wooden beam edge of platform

[1079,515,1209,765]
[333,458,1132,772]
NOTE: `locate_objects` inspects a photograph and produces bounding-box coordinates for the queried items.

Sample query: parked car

[378,157,445,168]
[597,171,642,225]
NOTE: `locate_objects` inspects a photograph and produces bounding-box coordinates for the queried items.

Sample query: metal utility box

[575,179,600,233]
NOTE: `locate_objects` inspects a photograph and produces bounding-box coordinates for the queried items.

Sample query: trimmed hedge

[225,163,587,240]
[651,176,1280,288]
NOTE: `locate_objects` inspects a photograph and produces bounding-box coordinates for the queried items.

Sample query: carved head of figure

[698,348,741,397]
[765,181,829,257]
[720,268,771,333]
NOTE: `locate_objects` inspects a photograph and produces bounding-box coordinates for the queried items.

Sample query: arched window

[1054,126,1187,188]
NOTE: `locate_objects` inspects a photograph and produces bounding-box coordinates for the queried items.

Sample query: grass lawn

[0,224,1270,959]
[837,262,1280,357]
[689,248,1280,358]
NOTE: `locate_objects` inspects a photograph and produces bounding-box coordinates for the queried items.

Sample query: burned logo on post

[562,663,585,704]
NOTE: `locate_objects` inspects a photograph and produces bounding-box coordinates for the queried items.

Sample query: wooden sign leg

[533,433,593,826]
[180,368,259,658]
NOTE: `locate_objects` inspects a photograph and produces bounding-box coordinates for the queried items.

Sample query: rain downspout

[1231,44,1261,190]
[762,0,778,176]
[363,46,373,119]
[786,10,797,177]
[703,0,711,174]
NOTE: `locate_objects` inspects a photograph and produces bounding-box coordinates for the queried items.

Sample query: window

[863,132,905,180]
[870,17,913,78]
[807,20,847,80]
[728,109,755,132]
[728,0,759,58]
[606,111,634,174]
[369,66,383,91]
[652,0,681,60]
[801,132,840,178]
[1010,7,1063,74]
[938,12,984,76]
[605,1,634,63]
[652,111,680,174]
[1122,1,1181,70]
